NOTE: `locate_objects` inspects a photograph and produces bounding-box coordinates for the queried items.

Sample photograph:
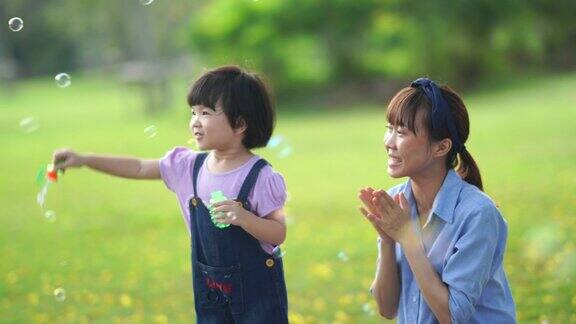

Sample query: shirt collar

[401,169,463,224]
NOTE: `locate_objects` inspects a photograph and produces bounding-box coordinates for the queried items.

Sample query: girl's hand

[358,187,394,244]
[53,148,85,172]
[211,200,249,227]
[371,190,415,245]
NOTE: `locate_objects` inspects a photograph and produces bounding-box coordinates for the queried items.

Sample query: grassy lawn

[1,73,575,323]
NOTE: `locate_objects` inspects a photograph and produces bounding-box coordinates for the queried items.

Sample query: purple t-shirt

[159,147,287,254]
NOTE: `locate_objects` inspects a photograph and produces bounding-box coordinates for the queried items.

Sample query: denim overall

[188,153,289,324]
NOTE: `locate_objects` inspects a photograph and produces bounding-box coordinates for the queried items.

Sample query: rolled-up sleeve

[442,205,501,323]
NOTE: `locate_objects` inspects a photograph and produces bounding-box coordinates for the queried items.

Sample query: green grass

[1,73,575,323]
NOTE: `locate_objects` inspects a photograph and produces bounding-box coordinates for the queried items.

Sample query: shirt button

[266,258,275,267]
[412,296,417,303]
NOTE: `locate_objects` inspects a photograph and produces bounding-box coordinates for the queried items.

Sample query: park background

[1,0,575,322]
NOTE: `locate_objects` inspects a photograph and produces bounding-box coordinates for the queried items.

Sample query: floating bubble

[144,125,158,138]
[19,117,39,134]
[267,135,293,159]
[362,302,375,316]
[140,0,154,5]
[524,225,562,263]
[44,210,56,222]
[277,146,293,159]
[53,287,66,302]
[54,73,71,88]
[268,136,283,149]
[8,17,23,32]
[337,251,349,262]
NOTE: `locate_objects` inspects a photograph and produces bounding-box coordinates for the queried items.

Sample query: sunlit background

[1,0,575,322]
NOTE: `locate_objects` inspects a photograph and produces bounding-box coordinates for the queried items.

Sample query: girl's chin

[196,142,209,151]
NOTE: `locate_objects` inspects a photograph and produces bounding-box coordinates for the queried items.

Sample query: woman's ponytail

[456,148,483,191]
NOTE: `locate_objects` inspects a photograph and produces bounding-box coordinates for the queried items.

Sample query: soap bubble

[8,17,23,32]
[267,135,293,159]
[53,287,66,302]
[362,302,375,316]
[44,210,56,222]
[268,136,283,149]
[144,125,158,138]
[277,146,293,159]
[337,251,349,262]
[54,73,71,88]
[140,0,154,5]
[19,117,39,133]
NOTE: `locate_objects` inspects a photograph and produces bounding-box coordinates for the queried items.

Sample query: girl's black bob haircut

[187,65,276,149]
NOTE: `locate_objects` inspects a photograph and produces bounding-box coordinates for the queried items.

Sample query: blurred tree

[187,0,576,94]
[1,0,575,98]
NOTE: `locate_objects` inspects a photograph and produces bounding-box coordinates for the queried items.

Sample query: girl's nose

[191,116,201,127]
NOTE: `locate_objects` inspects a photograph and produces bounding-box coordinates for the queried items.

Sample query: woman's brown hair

[386,83,483,190]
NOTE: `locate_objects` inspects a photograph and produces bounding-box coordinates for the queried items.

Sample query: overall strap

[191,153,208,197]
[236,159,270,211]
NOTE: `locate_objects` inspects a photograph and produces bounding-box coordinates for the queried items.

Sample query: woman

[359,78,516,323]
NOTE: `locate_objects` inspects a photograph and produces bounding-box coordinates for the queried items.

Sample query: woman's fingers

[360,207,389,238]
[360,207,377,221]
[374,190,396,211]
[359,191,379,216]
[359,188,373,202]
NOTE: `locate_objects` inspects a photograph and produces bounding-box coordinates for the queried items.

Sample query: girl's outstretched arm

[53,148,161,180]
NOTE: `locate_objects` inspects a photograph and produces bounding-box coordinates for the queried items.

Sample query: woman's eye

[202,111,210,115]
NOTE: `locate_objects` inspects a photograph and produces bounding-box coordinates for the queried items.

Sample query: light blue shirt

[381,170,516,323]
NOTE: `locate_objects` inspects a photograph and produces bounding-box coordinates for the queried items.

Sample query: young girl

[53,66,289,323]
[359,78,516,323]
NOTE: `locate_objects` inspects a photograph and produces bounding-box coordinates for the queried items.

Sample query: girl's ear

[234,118,247,136]
[433,138,452,158]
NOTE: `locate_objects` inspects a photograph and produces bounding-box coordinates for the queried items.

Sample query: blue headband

[410,78,465,154]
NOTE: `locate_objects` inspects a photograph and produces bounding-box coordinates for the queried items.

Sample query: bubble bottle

[209,191,230,229]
